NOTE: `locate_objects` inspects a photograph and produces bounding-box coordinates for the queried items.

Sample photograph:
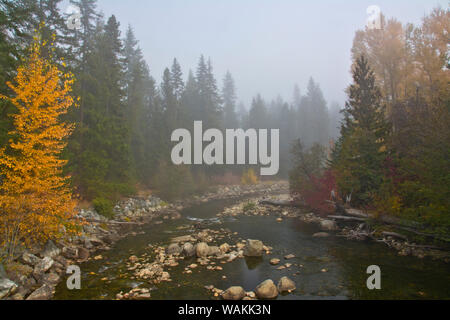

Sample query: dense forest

[0,0,338,203]
[0,0,449,258]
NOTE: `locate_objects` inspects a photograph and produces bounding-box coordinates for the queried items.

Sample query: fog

[93,0,446,107]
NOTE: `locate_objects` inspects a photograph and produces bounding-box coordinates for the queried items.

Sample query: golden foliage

[0,39,77,260]
[241,168,258,185]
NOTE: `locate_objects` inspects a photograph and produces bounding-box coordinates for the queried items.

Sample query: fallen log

[327,215,366,222]
[345,208,370,218]
[381,231,408,241]
[77,218,141,225]
[259,199,302,207]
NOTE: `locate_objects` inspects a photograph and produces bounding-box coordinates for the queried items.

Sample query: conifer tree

[332,55,389,205]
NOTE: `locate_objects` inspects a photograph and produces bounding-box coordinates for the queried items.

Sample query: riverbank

[217,195,450,262]
[0,181,288,300]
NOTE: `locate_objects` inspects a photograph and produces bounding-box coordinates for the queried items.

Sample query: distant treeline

[0,0,340,202]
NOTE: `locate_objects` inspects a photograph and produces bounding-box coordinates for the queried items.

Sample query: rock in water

[219,243,230,253]
[26,284,54,300]
[196,242,209,257]
[320,220,338,231]
[255,279,278,299]
[182,242,195,257]
[243,239,264,257]
[222,286,246,300]
[77,247,90,261]
[166,243,182,255]
[277,277,296,293]
[270,258,281,265]
[208,246,221,256]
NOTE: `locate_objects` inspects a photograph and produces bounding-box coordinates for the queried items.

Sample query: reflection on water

[54,198,450,300]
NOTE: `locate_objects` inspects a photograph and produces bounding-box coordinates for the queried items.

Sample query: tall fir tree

[222,71,238,129]
[332,55,389,205]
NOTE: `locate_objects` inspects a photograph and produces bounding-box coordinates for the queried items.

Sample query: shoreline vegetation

[1,180,448,300]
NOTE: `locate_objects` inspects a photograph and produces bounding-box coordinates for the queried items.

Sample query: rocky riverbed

[0,181,288,300]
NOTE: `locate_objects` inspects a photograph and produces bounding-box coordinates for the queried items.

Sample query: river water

[54,197,450,300]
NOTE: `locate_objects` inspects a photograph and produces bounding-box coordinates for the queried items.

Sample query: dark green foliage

[331,55,389,206]
[92,197,114,218]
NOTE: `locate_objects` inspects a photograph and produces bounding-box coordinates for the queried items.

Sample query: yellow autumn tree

[0,36,77,261]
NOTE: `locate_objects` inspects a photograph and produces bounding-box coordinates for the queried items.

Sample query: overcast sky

[89,0,446,108]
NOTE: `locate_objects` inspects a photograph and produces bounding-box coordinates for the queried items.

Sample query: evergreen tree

[332,55,389,205]
[170,58,184,101]
[73,15,132,200]
[222,71,238,128]
[123,25,152,183]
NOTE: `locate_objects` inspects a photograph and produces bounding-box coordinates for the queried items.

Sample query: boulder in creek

[208,246,221,256]
[243,239,264,257]
[166,243,182,255]
[41,240,61,259]
[255,279,278,299]
[277,276,296,293]
[77,247,90,261]
[0,278,17,299]
[182,242,195,257]
[26,284,54,300]
[319,219,338,231]
[62,246,78,259]
[219,243,230,253]
[222,286,246,300]
[195,242,209,258]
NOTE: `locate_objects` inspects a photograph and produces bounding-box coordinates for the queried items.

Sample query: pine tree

[222,71,238,128]
[332,55,389,205]
[123,25,152,183]
[72,15,132,201]
[170,58,184,101]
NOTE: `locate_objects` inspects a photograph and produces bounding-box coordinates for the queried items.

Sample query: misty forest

[0,0,449,301]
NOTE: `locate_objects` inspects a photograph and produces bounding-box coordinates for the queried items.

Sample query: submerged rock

[320,220,338,231]
[313,232,330,238]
